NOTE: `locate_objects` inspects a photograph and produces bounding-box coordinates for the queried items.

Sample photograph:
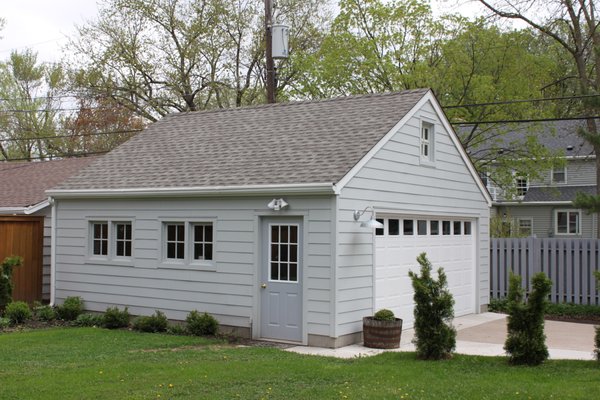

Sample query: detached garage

[48,89,491,347]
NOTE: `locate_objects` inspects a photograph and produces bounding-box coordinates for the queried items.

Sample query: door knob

[261,283,267,289]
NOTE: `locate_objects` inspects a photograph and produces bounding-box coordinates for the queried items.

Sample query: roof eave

[0,199,50,215]
[46,182,338,199]
[493,201,574,206]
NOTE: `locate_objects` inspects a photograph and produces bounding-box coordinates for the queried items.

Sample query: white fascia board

[46,182,337,199]
[493,201,573,206]
[335,90,493,207]
[0,199,50,215]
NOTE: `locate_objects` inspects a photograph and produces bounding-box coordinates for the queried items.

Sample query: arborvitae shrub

[408,252,456,360]
[133,310,168,333]
[186,311,219,336]
[504,272,552,365]
[102,306,130,329]
[5,301,32,324]
[56,296,84,321]
[0,256,23,311]
[373,309,396,321]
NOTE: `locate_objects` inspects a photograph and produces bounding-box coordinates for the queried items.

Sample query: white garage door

[375,215,476,329]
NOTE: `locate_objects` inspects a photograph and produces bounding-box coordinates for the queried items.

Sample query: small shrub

[33,303,56,322]
[186,311,219,336]
[56,296,84,321]
[133,310,168,333]
[167,324,187,336]
[5,301,32,324]
[102,306,130,329]
[373,309,396,321]
[409,253,456,360]
[504,272,552,366]
[595,327,600,362]
[74,313,103,327]
[0,317,10,329]
[0,256,23,311]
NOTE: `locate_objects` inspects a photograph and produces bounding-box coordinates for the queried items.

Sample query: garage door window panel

[388,219,400,235]
[403,220,414,235]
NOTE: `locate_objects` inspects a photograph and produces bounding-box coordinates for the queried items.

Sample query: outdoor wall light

[353,206,384,229]
[267,198,288,211]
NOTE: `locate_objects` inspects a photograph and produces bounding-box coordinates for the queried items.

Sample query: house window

[421,122,434,161]
[166,223,185,259]
[464,221,472,235]
[375,219,384,236]
[115,222,132,257]
[517,219,532,236]
[552,167,566,184]
[556,210,580,235]
[193,223,213,261]
[515,176,528,197]
[92,222,108,256]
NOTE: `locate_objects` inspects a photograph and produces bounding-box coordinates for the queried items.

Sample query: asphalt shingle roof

[0,157,97,207]
[53,89,430,191]
[522,185,596,202]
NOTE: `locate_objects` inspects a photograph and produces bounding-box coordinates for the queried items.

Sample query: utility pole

[265,0,276,103]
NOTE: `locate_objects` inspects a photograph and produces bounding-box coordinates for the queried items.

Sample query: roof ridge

[166,88,431,119]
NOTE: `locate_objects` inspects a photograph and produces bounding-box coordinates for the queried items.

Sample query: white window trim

[159,218,216,270]
[516,218,533,236]
[267,223,300,283]
[420,120,435,165]
[86,218,135,266]
[513,172,529,198]
[554,209,581,236]
[551,166,567,184]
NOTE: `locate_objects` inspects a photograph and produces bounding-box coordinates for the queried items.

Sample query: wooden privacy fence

[490,238,600,305]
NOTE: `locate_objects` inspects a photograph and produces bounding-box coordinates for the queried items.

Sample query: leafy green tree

[0,256,23,312]
[409,253,456,360]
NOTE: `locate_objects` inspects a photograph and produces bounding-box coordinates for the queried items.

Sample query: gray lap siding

[54,196,333,336]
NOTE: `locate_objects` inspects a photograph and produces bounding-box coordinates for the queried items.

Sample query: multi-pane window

[517,219,532,236]
[166,223,185,259]
[552,167,566,184]
[115,222,132,257]
[193,224,213,261]
[92,222,108,256]
[556,211,580,235]
[421,122,434,160]
[515,176,529,197]
[270,225,298,282]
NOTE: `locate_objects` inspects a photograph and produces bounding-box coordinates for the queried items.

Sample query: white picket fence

[490,238,600,305]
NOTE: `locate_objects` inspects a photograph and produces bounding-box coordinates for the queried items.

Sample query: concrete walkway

[286,312,597,360]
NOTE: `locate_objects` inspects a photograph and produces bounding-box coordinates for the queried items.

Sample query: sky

[0,0,486,64]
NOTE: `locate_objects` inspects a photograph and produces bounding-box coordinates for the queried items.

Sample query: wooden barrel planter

[362,317,403,349]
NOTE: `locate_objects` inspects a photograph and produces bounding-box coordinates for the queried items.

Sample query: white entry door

[260,218,302,342]
[375,216,476,329]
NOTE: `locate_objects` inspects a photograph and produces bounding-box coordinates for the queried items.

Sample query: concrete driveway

[287,312,597,360]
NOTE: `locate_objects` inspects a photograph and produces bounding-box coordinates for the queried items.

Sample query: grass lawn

[0,328,598,399]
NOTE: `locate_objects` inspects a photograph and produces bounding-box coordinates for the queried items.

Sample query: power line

[0,106,121,114]
[451,116,600,125]
[0,94,85,102]
[0,128,142,142]
[2,151,109,162]
[444,93,600,109]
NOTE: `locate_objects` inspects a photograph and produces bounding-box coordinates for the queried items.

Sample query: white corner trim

[46,182,336,198]
[334,91,493,207]
[50,197,57,306]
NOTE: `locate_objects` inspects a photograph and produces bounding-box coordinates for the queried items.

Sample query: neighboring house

[47,89,491,347]
[0,157,97,303]
[481,120,597,238]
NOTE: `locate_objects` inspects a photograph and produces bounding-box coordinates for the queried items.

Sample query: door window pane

[442,221,451,235]
[453,221,462,235]
[388,219,399,235]
[430,220,439,235]
[464,221,472,235]
[375,219,384,236]
[417,220,427,235]
[269,224,299,282]
[403,220,414,235]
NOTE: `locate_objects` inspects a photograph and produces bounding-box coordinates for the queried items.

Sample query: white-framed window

[555,210,581,235]
[551,167,567,184]
[161,220,215,267]
[515,175,529,197]
[91,221,108,256]
[517,218,532,236]
[89,219,134,261]
[420,121,434,162]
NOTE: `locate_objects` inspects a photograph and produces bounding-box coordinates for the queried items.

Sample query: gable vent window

[420,122,435,162]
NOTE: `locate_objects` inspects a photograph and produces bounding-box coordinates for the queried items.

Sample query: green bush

[373,309,396,321]
[0,317,10,329]
[0,256,23,311]
[102,306,130,329]
[5,301,32,324]
[74,313,103,327]
[504,272,552,366]
[595,327,600,362]
[409,253,456,360]
[167,324,188,336]
[56,297,84,321]
[33,303,56,322]
[133,310,168,333]
[186,311,219,336]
